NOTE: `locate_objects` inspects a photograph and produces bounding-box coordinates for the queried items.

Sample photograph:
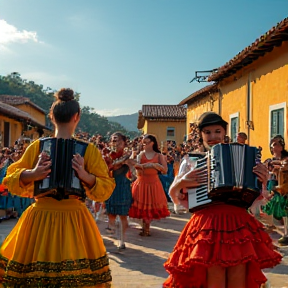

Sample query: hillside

[0,72,139,137]
[107,112,139,132]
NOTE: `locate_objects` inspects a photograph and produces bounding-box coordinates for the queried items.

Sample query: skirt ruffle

[262,192,288,219]
[0,198,111,287]
[163,203,282,288]
[129,175,170,220]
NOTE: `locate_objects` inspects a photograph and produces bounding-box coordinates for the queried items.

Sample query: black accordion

[34,137,88,200]
[183,143,261,211]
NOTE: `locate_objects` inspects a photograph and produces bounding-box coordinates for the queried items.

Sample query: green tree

[0,73,139,138]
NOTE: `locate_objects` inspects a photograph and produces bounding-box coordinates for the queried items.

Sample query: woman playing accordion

[163,112,282,288]
[0,88,115,287]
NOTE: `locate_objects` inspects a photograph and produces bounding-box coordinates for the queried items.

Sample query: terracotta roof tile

[0,101,48,129]
[0,95,46,113]
[178,84,218,106]
[141,105,186,119]
[209,17,288,81]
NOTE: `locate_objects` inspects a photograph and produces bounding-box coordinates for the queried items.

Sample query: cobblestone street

[1,210,288,288]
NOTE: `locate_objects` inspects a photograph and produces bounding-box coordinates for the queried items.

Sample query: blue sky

[0,0,287,116]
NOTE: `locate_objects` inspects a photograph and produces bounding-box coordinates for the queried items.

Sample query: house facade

[182,17,288,160]
[179,84,219,135]
[0,95,49,147]
[137,105,186,146]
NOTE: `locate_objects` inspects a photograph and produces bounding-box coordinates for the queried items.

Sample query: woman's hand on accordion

[168,168,207,205]
[72,153,85,177]
[72,154,96,189]
[34,153,52,180]
[20,153,52,186]
[180,168,207,189]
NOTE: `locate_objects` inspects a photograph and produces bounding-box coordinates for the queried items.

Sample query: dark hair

[270,135,288,158]
[49,88,80,123]
[97,143,104,150]
[37,128,44,137]
[237,132,247,140]
[143,134,161,153]
[111,132,127,144]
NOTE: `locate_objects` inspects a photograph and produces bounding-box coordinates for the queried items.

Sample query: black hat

[198,112,228,131]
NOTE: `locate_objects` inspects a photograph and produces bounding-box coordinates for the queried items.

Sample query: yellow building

[182,17,288,160]
[179,83,219,134]
[0,95,49,147]
[137,105,186,147]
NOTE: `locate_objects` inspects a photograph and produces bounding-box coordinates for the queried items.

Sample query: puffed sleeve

[83,143,115,202]
[2,140,40,198]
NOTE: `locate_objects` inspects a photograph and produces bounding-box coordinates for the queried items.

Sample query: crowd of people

[0,126,210,223]
[0,141,34,220]
[0,89,287,287]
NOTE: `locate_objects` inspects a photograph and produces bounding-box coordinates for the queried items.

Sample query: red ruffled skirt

[163,203,282,288]
[129,174,170,220]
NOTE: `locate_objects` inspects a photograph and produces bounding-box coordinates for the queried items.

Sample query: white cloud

[0,19,39,50]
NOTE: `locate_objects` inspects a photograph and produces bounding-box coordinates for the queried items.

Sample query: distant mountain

[107,112,139,132]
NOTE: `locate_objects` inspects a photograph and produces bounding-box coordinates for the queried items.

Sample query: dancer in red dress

[129,134,170,236]
[164,112,282,288]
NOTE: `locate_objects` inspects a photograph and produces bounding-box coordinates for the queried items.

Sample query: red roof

[209,17,288,81]
[0,101,47,129]
[141,105,186,120]
[0,95,46,114]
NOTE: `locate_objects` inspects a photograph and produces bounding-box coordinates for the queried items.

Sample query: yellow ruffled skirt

[0,197,111,287]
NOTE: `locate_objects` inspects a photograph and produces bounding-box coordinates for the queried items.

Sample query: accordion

[181,143,261,211]
[34,137,88,200]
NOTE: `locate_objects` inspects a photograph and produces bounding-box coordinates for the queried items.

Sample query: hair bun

[56,88,74,102]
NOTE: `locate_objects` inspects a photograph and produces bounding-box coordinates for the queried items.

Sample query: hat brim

[199,119,228,130]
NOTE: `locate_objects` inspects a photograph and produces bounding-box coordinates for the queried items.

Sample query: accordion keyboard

[187,156,212,209]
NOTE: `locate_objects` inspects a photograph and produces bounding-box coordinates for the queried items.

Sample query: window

[167,127,175,137]
[229,112,239,142]
[270,108,284,138]
[269,103,286,139]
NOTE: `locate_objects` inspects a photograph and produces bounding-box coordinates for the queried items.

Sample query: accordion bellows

[34,137,88,200]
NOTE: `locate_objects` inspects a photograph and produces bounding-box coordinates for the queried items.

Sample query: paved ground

[1,208,288,288]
